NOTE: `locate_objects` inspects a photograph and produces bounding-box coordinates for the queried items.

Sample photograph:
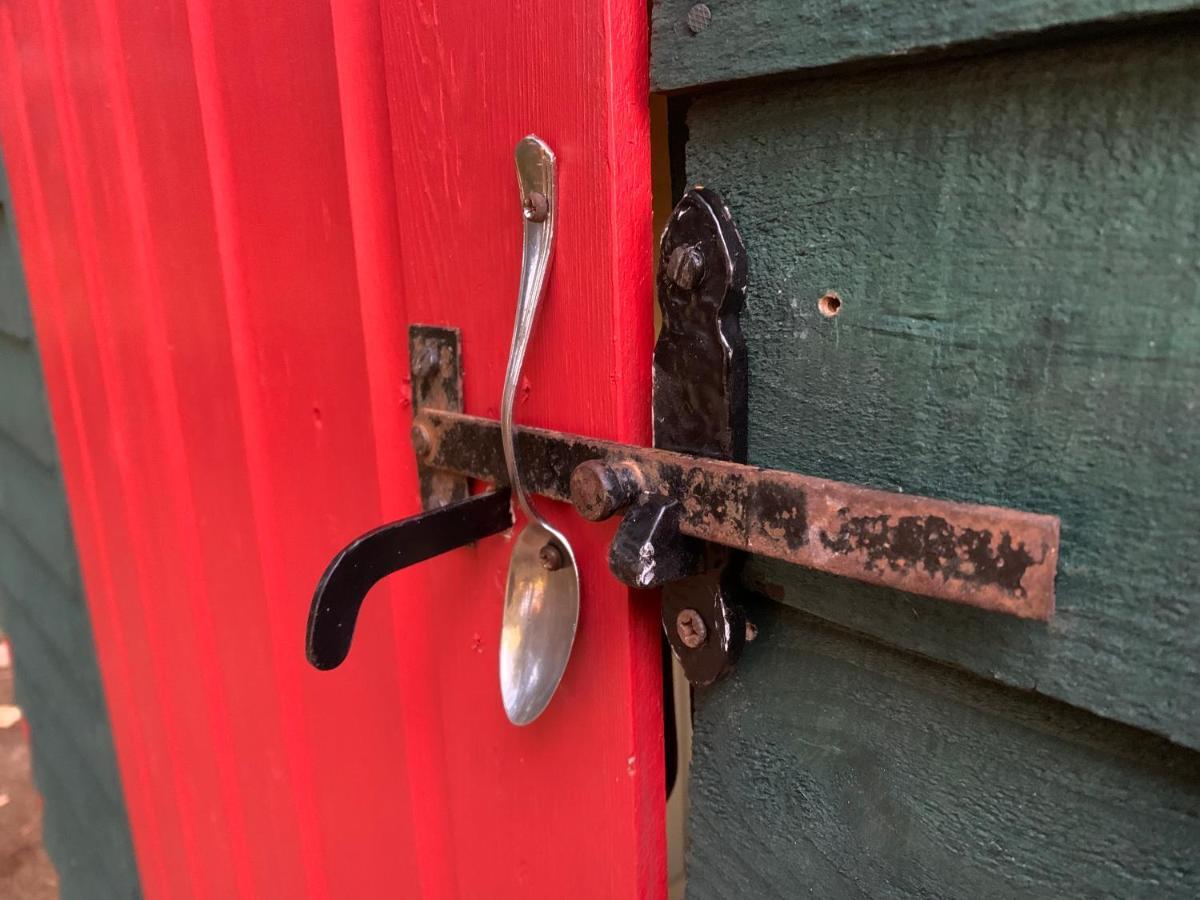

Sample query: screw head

[745,621,758,643]
[539,542,566,571]
[410,421,433,460]
[686,3,712,34]
[523,191,549,223]
[666,244,705,291]
[676,608,708,649]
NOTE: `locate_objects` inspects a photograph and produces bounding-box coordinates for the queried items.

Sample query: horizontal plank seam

[652,8,1200,92]
[0,419,58,475]
[0,516,78,592]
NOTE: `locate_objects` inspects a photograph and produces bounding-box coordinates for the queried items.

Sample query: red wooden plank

[0,5,224,896]
[379,1,664,896]
[86,1,324,894]
[181,2,423,896]
[0,0,663,895]
[0,12,179,898]
[327,2,462,895]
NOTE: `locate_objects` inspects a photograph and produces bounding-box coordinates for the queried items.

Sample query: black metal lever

[306,489,512,670]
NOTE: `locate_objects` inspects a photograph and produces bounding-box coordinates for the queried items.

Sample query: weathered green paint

[651,0,1200,91]
[0,181,32,341]
[688,600,1200,898]
[0,339,58,467]
[0,158,140,897]
[686,29,1200,747]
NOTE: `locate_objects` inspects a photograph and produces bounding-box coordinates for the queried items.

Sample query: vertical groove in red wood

[179,3,340,897]
[326,2,459,896]
[101,1,322,894]
[19,1,220,895]
[86,0,302,895]
[182,1,422,896]
[0,14,171,898]
[380,1,665,896]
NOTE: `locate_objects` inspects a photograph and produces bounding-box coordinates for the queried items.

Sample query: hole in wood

[818,291,842,318]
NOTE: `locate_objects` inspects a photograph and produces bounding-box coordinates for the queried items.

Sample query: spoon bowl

[500,521,579,725]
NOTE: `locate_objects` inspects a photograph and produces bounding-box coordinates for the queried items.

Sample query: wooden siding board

[651,0,1200,91]
[688,601,1200,898]
[0,333,58,465]
[0,161,32,340]
[0,577,104,712]
[1,595,114,752]
[11,653,129,812]
[26,740,140,900]
[685,30,1200,746]
[0,429,76,579]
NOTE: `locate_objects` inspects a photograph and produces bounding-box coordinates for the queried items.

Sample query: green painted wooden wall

[652,0,1200,90]
[0,157,140,897]
[662,6,1200,896]
[689,599,1200,897]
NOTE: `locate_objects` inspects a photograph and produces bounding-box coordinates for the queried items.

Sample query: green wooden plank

[0,160,33,341]
[686,30,1200,746]
[688,600,1200,898]
[0,430,76,580]
[652,0,1200,91]
[10,646,129,811]
[0,334,59,466]
[27,735,141,900]
[0,580,107,719]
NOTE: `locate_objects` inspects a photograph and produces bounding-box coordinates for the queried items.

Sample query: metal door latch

[307,187,1061,685]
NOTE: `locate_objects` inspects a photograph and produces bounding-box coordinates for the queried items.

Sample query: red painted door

[0,1,662,897]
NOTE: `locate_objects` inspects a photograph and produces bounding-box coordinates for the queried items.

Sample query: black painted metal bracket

[643,186,751,684]
[409,325,467,510]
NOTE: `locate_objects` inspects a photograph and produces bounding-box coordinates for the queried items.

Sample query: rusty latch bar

[412,408,1060,620]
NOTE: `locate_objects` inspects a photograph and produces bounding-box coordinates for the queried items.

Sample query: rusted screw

[412,344,440,380]
[666,244,705,291]
[539,541,565,571]
[523,191,549,223]
[410,421,433,460]
[570,460,643,522]
[686,3,712,34]
[676,608,708,649]
[745,621,758,643]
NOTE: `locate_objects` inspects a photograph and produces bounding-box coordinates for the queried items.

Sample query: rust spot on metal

[409,325,468,511]
[819,513,1036,594]
[415,409,1060,620]
[751,479,807,552]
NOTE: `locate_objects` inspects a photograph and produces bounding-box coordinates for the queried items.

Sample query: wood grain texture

[687,600,1200,899]
[378,2,663,896]
[0,154,138,898]
[686,30,1200,747]
[651,0,1200,91]
[0,0,662,896]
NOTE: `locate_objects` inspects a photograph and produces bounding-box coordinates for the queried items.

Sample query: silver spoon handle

[501,135,557,527]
